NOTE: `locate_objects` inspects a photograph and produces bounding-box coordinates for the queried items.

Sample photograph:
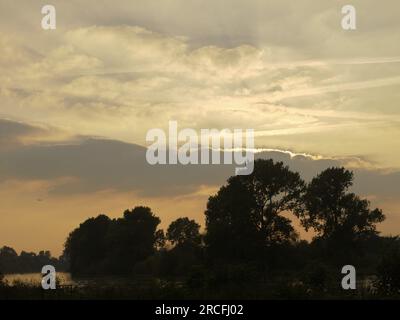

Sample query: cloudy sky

[0,0,399,255]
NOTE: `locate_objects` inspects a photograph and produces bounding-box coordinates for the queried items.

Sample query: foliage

[295,167,385,242]
[167,217,201,248]
[64,207,161,275]
[205,159,304,263]
[0,246,64,274]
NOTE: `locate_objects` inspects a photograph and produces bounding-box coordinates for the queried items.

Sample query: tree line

[0,247,65,274]
[61,159,400,296]
[2,159,399,297]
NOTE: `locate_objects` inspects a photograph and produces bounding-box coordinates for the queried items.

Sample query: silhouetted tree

[64,214,111,275]
[158,217,204,277]
[64,207,162,275]
[295,167,385,243]
[0,247,18,273]
[205,159,304,263]
[167,217,201,248]
[106,206,161,274]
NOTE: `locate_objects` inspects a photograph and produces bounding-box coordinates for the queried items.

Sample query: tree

[167,217,201,248]
[159,218,203,277]
[295,167,385,242]
[64,214,111,275]
[64,207,162,275]
[0,246,19,273]
[205,159,304,262]
[106,206,161,274]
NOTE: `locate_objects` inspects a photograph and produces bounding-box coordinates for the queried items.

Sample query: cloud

[0,10,399,170]
[1,119,399,202]
[0,119,48,148]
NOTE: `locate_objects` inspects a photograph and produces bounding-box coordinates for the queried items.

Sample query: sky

[0,0,399,256]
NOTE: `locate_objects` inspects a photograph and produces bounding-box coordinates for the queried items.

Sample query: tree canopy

[295,167,385,242]
[64,207,161,275]
[167,217,201,248]
[205,159,304,262]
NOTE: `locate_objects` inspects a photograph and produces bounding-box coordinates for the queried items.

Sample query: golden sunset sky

[0,0,400,255]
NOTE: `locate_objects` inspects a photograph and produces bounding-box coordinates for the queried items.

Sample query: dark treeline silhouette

[2,159,400,299]
[57,159,400,298]
[0,246,65,274]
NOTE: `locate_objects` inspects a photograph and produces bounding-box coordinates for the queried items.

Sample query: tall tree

[295,167,385,242]
[64,214,111,275]
[106,206,161,274]
[161,218,203,276]
[205,159,304,262]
